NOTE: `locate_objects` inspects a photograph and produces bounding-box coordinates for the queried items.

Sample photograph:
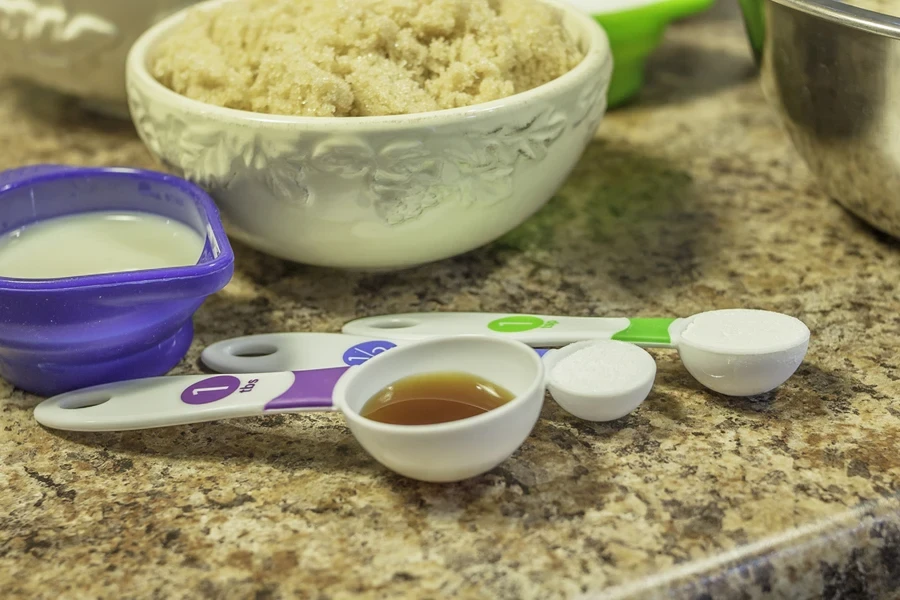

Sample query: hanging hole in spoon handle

[201,333,297,373]
[57,390,114,410]
[363,318,420,329]
[33,368,342,432]
[231,344,278,358]
[201,332,403,374]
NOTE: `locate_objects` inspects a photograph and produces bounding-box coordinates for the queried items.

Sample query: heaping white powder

[679,309,809,352]
[550,341,653,395]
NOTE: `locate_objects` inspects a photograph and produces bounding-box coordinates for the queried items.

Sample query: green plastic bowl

[573,0,717,107]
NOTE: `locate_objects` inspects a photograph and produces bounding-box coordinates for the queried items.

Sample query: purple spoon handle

[33,367,349,432]
[263,367,347,411]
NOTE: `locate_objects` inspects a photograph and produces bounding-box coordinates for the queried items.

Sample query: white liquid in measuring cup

[0,211,206,279]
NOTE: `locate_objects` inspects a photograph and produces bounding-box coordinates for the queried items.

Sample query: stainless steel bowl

[739,0,900,239]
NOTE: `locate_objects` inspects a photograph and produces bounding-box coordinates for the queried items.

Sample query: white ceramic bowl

[0,0,199,117]
[125,0,613,270]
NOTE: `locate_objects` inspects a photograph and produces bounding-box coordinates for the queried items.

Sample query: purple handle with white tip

[33,367,349,432]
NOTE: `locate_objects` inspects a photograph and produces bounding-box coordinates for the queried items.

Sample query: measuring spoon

[201,333,654,422]
[34,335,547,483]
[341,309,810,397]
[200,332,411,374]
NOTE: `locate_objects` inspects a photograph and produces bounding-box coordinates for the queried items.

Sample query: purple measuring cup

[0,165,234,396]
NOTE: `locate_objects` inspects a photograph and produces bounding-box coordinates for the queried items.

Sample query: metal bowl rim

[769,0,900,38]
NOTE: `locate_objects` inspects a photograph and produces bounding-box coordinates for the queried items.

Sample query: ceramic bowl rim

[0,166,234,293]
[126,0,612,129]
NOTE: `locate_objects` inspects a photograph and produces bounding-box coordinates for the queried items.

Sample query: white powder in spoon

[550,341,654,396]
[679,309,809,353]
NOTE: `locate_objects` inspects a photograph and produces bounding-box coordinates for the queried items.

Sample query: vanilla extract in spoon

[360,371,515,426]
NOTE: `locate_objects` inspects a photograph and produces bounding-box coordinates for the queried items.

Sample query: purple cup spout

[0,165,234,396]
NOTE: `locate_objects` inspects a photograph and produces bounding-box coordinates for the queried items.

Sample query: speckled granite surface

[2,2,900,599]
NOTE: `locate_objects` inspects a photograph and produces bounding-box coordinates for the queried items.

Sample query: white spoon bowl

[669,309,810,396]
[543,340,656,421]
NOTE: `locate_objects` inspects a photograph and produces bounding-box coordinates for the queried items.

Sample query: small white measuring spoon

[543,340,657,421]
[33,336,548,483]
[341,309,810,397]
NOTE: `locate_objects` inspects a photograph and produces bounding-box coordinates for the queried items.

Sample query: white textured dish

[125,0,613,270]
[0,0,199,116]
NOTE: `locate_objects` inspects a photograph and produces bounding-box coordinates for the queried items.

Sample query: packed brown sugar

[150,0,585,117]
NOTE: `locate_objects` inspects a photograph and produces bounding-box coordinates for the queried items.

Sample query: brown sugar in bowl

[126,0,613,270]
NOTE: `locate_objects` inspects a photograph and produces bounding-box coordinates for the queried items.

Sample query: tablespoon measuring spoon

[34,336,547,483]
[342,309,811,396]
[200,332,413,374]
[201,333,655,422]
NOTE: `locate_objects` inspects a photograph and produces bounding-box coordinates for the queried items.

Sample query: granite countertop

[2,2,900,599]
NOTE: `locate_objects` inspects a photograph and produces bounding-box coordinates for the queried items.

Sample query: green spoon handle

[610,317,677,345]
[342,313,679,348]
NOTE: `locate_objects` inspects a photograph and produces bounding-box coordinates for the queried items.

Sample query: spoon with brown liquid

[34,335,545,483]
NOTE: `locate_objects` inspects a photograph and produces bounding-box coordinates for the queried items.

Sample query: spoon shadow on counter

[703,362,875,420]
[44,417,381,477]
